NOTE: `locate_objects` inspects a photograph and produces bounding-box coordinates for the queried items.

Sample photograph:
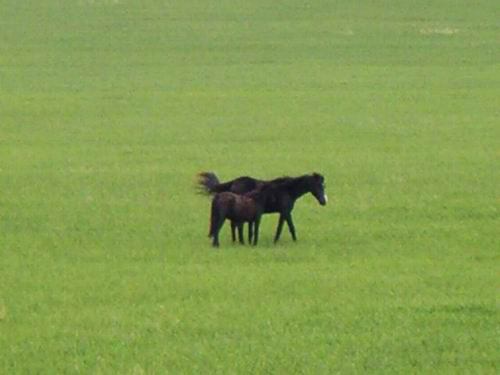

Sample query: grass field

[1,0,499,373]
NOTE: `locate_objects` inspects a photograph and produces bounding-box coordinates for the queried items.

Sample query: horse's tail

[208,195,220,238]
[197,172,233,195]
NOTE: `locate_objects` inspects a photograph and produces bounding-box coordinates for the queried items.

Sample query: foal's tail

[197,172,233,195]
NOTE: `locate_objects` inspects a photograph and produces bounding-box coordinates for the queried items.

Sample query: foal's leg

[231,221,237,242]
[213,217,225,247]
[274,215,285,243]
[233,222,245,245]
[253,216,261,246]
[285,213,297,241]
[230,221,244,244]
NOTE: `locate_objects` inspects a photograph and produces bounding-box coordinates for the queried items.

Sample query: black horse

[208,185,274,247]
[199,172,327,243]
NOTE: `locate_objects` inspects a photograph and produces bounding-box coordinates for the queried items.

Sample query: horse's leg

[285,213,297,241]
[274,215,285,243]
[248,221,254,244]
[237,223,244,244]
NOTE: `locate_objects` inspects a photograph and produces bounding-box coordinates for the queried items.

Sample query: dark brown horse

[199,172,327,243]
[208,185,274,247]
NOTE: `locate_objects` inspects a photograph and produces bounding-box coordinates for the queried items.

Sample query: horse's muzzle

[321,193,328,205]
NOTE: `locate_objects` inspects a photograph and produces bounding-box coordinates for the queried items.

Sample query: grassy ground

[1,0,499,373]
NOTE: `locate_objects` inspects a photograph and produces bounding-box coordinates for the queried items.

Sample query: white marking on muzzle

[324,193,328,203]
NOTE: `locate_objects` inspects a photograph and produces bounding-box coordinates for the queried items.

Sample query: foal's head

[309,173,327,206]
[247,183,275,203]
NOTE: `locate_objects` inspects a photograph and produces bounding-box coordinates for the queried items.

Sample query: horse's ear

[312,172,324,181]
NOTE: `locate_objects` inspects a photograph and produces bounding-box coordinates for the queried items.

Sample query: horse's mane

[269,174,312,188]
[270,176,292,184]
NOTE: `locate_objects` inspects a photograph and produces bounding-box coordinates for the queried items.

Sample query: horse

[208,185,274,247]
[199,172,327,243]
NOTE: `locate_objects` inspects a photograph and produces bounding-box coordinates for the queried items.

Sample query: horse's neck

[286,177,310,200]
[253,191,270,204]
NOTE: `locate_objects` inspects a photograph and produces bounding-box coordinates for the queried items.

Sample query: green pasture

[1,0,499,373]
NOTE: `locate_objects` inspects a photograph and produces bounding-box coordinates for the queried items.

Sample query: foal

[208,185,272,247]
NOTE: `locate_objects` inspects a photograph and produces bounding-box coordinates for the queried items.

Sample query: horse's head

[310,173,327,206]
